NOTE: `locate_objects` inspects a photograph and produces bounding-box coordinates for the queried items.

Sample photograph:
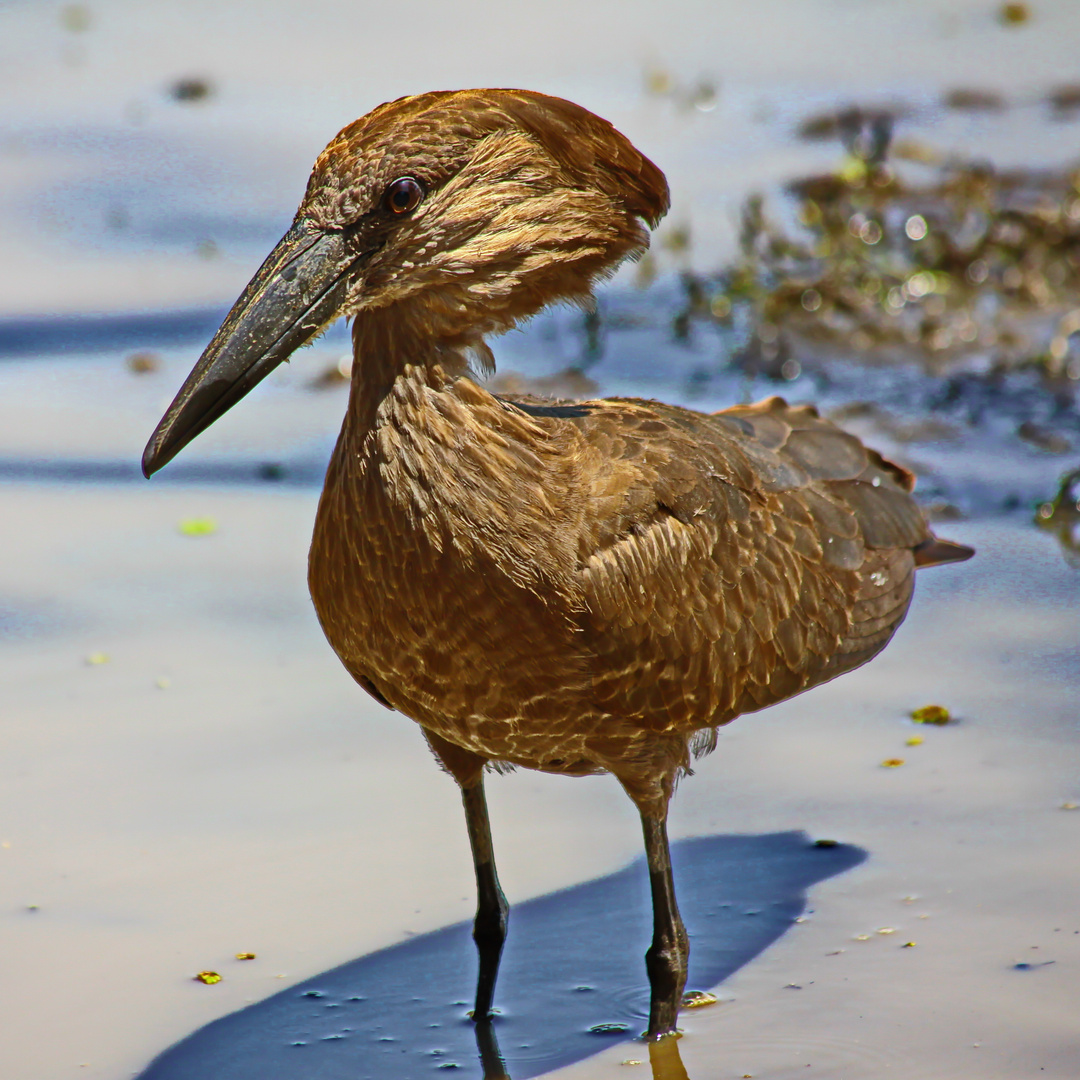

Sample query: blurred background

[2,2,1079,1078]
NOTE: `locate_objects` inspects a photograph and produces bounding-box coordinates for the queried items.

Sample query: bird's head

[142,89,668,476]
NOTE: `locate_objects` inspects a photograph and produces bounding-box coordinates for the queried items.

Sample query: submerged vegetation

[670,108,1080,390]
[1036,468,1080,566]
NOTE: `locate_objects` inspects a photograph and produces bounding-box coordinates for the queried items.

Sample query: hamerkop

[143,89,972,1037]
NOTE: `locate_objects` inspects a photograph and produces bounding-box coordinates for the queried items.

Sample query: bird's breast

[307,371,604,764]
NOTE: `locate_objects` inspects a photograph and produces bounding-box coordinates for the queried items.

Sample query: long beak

[142,220,352,477]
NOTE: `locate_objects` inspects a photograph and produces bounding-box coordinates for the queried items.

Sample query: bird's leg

[423,729,509,1022]
[640,806,689,1036]
[462,777,509,1019]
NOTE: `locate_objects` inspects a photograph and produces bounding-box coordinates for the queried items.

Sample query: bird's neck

[345,306,489,432]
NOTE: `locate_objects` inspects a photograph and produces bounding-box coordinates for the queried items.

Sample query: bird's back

[550,393,929,758]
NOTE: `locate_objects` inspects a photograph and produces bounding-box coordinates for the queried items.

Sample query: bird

[142,89,973,1040]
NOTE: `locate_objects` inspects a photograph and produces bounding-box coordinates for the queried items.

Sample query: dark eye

[384,176,424,215]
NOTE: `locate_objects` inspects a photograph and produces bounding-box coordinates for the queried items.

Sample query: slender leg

[640,807,689,1037]
[423,729,509,1022]
[462,776,509,1019]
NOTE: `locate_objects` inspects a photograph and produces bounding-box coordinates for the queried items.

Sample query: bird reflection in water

[474,1019,692,1080]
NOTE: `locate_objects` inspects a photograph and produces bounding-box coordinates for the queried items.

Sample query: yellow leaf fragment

[911,704,951,725]
[195,970,222,985]
[681,990,718,1009]
[905,735,925,747]
[235,952,256,961]
[881,758,906,768]
[86,652,110,666]
[178,517,218,537]
[877,927,896,935]
[901,941,917,948]
[1061,802,1079,811]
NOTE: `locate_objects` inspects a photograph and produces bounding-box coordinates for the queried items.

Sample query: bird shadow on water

[136,832,864,1080]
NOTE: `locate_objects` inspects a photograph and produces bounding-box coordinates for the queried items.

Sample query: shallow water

[136,834,865,1079]
[2,2,1080,1079]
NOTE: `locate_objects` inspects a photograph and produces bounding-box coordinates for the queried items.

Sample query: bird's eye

[384,177,424,215]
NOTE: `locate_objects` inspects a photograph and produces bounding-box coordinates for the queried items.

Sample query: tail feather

[913,537,975,568]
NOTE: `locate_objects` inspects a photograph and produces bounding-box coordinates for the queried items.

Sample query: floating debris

[60,4,91,32]
[813,838,838,848]
[998,3,1031,26]
[911,704,952,725]
[905,735,925,747]
[880,758,906,768]
[1061,801,1079,811]
[588,1022,631,1035]
[943,88,1006,112]
[1013,960,1055,970]
[178,517,217,537]
[681,990,718,1008]
[155,676,171,690]
[170,77,214,103]
[126,351,160,374]
[235,952,256,961]
[85,651,109,666]
[901,941,917,948]
[1049,85,1080,120]
[643,67,719,113]
[877,927,897,935]
[194,971,222,985]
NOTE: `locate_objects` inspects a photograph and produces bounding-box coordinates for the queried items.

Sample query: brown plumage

[143,89,973,1039]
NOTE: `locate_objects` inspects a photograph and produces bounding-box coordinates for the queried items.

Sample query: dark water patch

[135,832,865,1080]
[0,308,227,359]
[0,455,328,488]
[0,306,351,360]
